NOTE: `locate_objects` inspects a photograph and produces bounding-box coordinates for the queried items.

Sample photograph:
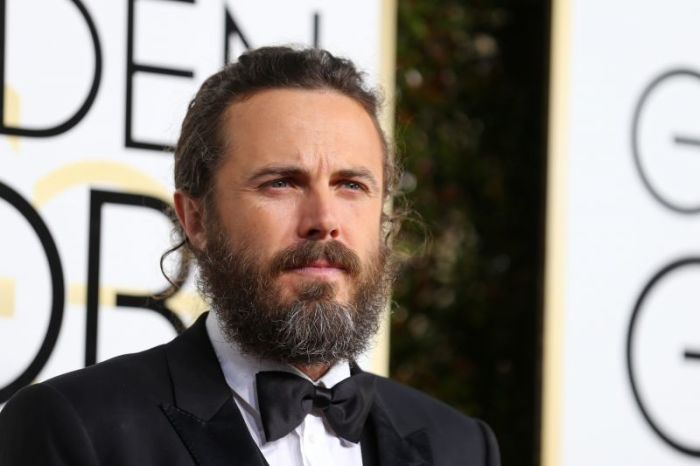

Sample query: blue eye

[268,179,291,188]
[342,181,365,191]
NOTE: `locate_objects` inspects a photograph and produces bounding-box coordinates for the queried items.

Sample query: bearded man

[0,47,499,466]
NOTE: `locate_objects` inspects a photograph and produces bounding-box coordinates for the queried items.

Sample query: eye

[340,180,366,192]
[264,178,293,189]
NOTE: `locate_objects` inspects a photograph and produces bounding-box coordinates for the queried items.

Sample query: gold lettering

[0,278,16,318]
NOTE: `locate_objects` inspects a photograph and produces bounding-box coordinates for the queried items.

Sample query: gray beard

[195,235,394,365]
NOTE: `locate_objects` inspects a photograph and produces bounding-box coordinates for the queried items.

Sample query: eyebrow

[335,168,380,192]
[248,165,380,192]
[248,165,304,182]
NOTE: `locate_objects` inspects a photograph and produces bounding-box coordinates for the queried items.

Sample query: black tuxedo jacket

[0,314,499,466]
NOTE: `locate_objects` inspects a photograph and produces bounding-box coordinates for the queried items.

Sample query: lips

[285,260,346,279]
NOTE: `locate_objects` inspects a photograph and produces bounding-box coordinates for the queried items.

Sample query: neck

[294,363,331,381]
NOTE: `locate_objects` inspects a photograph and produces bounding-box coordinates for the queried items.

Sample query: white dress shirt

[205,312,364,466]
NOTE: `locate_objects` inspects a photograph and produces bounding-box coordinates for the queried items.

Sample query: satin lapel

[162,313,267,466]
[350,364,431,466]
[162,400,267,466]
[369,397,431,466]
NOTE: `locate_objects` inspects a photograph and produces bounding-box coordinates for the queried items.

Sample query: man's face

[210,89,385,306]
[186,88,391,364]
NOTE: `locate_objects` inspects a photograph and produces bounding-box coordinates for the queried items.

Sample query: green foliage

[391,1,547,464]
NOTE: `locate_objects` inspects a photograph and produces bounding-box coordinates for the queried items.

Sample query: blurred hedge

[391,1,548,465]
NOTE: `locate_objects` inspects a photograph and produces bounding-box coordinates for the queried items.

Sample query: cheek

[222,200,297,250]
[344,202,383,247]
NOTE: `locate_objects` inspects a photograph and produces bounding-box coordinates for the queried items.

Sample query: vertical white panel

[544,0,700,464]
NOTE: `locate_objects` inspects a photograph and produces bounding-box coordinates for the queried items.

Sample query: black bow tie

[255,370,375,443]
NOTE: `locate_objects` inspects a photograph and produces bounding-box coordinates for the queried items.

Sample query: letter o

[0,181,64,404]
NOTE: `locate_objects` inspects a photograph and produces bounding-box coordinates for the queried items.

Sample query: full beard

[195,230,394,366]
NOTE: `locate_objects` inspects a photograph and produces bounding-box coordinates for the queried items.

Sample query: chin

[291,282,354,305]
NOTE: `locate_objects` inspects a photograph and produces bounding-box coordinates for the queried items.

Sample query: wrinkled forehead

[216,88,386,182]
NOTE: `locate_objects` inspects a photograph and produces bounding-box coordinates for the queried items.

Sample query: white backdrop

[0,0,395,405]
[544,0,700,465]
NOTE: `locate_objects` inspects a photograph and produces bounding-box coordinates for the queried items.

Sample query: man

[0,47,499,466]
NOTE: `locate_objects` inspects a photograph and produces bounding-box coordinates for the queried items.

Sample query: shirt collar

[205,310,352,415]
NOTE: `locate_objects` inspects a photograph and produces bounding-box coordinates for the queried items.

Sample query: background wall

[391,1,548,466]
[543,1,700,465]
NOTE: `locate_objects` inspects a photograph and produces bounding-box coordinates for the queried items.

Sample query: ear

[173,190,208,251]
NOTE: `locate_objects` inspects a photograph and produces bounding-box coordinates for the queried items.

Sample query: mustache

[269,241,362,277]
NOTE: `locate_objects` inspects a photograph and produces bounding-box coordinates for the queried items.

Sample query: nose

[297,188,340,240]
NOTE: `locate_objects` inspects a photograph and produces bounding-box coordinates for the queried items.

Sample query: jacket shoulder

[0,382,101,465]
[43,342,171,404]
[1,342,173,439]
[373,375,500,466]
[0,343,186,465]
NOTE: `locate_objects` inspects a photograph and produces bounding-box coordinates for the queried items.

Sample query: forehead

[218,88,384,178]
